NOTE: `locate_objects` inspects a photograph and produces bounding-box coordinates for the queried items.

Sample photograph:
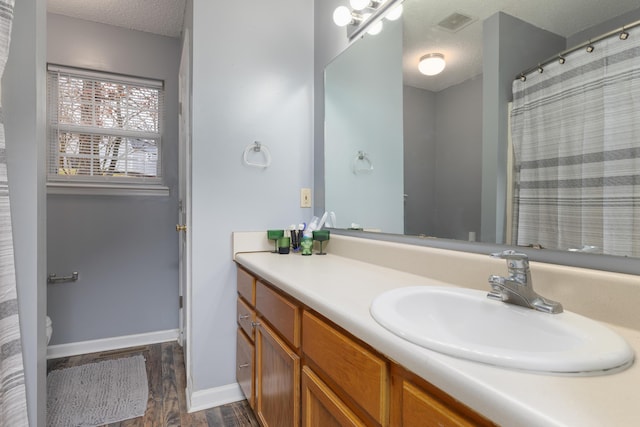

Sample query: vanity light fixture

[385,3,403,21]
[333,6,359,27]
[363,13,384,35]
[418,53,446,76]
[350,0,375,11]
[333,0,404,40]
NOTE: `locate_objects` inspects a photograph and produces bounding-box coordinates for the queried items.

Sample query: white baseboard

[186,376,244,413]
[47,329,180,359]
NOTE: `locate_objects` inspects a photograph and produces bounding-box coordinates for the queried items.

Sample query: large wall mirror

[324,0,640,272]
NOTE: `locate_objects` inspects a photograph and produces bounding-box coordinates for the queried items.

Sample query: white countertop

[235,251,640,427]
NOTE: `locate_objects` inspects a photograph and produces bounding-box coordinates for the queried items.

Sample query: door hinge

[179,295,183,309]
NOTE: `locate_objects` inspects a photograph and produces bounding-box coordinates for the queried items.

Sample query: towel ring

[243,141,272,168]
[353,150,373,174]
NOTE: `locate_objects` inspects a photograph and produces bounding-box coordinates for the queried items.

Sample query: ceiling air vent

[437,12,476,33]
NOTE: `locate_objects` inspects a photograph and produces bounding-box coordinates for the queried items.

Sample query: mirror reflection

[324,0,640,257]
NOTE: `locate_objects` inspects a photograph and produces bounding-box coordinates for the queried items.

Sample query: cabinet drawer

[237,297,256,341]
[237,267,256,305]
[237,328,255,408]
[302,311,388,426]
[256,280,300,348]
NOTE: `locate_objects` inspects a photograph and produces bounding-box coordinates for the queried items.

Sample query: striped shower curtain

[511,30,640,257]
[0,1,27,426]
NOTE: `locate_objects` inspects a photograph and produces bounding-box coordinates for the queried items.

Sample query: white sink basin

[370,286,634,375]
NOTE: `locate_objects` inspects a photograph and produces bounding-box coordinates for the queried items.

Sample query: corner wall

[189,0,314,394]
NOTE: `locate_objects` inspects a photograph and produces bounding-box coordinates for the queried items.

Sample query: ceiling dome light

[333,6,353,27]
[418,53,446,76]
[385,4,403,21]
[350,0,370,11]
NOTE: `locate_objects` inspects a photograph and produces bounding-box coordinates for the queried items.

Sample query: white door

[177,30,192,374]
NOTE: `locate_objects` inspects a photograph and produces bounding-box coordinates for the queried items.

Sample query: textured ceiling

[402,0,640,91]
[47,0,186,38]
[47,0,640,91]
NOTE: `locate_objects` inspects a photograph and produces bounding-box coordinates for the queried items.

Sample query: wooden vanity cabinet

[255,320,300,427]
[236,267,301,427]
[302,310,388,427]
[390,365,496,427]
[301,365,366,427]
[236,267,257,407]
[237,266,494,427]
[254,280,301,427]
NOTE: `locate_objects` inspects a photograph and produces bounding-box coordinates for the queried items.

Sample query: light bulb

[367,19,383,35]
[385,4,403,21]
[350,0,370,11]
[418,53,446,76]
[333,6,353,27]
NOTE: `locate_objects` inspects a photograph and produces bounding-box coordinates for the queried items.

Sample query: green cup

[277,236,291,254]
[312,229,330,255]
[267,229,284,253]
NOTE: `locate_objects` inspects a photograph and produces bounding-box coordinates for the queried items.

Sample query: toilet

[46,316,53,344]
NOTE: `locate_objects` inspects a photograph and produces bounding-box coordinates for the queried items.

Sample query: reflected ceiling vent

[437,12,476,32]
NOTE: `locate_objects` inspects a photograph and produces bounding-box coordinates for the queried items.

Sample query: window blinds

[47,64,164,184]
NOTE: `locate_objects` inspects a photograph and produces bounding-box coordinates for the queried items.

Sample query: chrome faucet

[487,250,563,314]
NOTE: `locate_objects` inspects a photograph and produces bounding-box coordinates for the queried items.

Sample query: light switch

[300,188,312,208]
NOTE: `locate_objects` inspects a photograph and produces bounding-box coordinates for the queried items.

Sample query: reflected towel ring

[353,150,373,174]
[243,141,272,168]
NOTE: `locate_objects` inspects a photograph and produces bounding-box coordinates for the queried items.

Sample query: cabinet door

[237,328,255,408]
[256,321,301,427]
[302,311,388,426]
[302,366,366,427]
[391,366,495,427]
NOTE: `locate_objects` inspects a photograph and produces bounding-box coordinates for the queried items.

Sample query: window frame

[46,64,169,196]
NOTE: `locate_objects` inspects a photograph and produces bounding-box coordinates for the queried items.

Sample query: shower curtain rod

[516,18,640,81]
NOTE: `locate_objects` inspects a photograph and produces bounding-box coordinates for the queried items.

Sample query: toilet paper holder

[47,271,79,284]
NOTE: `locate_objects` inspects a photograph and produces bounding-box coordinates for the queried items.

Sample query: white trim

[46,329,179,359]
[47,181,170,197]
[47,63,163,88]
[186,376,244,413]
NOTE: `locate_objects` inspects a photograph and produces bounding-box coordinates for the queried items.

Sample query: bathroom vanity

[233,233,640,426]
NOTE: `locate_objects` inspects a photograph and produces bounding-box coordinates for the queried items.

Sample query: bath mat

[47,355,148,427]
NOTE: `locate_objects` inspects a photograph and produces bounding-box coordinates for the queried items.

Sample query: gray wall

[189,0,313,391]
[4,0,47,425]
[434,76,483,240]
[568,7,640,47]
[46,14,180,344]
[481,12,565,243]
[403,85,436,235]
[403,76,482,239]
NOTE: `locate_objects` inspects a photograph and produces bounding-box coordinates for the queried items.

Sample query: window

[47,65,168,195]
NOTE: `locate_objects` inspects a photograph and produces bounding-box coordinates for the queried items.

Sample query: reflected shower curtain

[511,31,640,257]
[0,1,27,426]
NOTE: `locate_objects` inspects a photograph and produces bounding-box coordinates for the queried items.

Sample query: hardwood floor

[47,341,260,427]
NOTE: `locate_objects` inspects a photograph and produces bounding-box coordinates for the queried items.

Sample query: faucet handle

[490,250,530,270]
